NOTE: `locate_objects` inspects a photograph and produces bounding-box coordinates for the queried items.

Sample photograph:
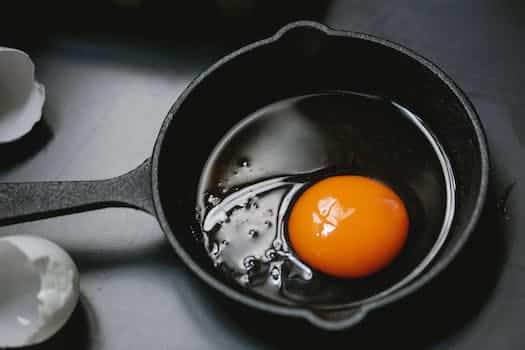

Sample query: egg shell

[0,235,80,348]
[0,47,46,143]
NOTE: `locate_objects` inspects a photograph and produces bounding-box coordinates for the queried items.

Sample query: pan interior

[192,91,454,307]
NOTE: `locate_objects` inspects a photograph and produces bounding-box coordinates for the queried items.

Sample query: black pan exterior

[150,21,489,329]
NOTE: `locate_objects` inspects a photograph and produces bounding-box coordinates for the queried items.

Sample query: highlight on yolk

[287,176,409,278]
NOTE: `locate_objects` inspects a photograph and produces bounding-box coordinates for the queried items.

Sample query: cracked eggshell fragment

[0,236,80,348]
[0,47,46,143]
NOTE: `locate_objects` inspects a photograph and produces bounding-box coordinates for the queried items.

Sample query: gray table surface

[1,1,524,349]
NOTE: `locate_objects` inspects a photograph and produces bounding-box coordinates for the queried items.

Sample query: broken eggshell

[0,47,46,143]
[0,236,80,348]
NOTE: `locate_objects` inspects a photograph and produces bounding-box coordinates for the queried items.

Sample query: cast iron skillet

[0,21,489,330]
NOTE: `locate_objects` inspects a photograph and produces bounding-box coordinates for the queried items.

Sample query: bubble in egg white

[0,236,80,348]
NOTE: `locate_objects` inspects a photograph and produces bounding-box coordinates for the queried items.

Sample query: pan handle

[0,159,154,227]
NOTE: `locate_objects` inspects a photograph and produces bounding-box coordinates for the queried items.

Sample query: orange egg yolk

[287,176,409,278]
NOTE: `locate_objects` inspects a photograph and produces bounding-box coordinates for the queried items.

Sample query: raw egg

[288,176,409,278]
[197,92,448,304]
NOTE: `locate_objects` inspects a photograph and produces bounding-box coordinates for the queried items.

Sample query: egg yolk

[287,176,409,278]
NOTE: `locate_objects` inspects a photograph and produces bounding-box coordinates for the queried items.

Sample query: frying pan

[0,21,489,330]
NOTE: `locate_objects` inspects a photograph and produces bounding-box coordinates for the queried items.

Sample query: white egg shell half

[0,47,46,143]
[0,236,80,348]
